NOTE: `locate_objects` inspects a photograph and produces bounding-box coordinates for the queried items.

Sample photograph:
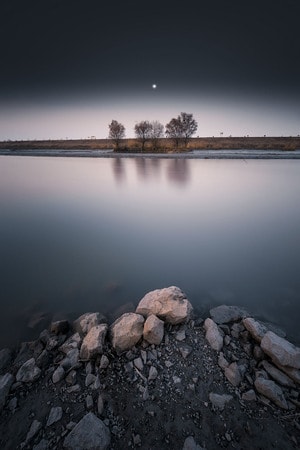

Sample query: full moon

[152,84,157,89]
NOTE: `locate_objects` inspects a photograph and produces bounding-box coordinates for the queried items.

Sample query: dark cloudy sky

[0,0,299,139]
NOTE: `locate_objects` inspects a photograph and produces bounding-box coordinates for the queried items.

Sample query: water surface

[1,156,300,346]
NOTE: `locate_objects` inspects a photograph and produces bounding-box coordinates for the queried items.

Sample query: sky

[0,0,299,140]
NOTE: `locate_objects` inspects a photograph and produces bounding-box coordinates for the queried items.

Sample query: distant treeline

[1,136,299,152]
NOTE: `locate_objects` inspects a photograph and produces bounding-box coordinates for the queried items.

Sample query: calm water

[1,155,300,346]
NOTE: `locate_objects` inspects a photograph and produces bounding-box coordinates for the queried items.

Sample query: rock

[73,313,107,335]
[67,384,81,394]
[85,373,96,387]
[204,318,223,351]
[261,331,300,369]
[143,314,164,345]
[66,370,77,385]
[253,345,264,361]
[243,318,267,342]
[52,366,65,383]
[59,333,82,354]
[148,366,158,381]
[209,305,248,324]
[86,395,93,410]
[224,362,242,386]
[0,373,14,409]
[173,376,181,384]
[182,436,205,450]
[254,377,288,409]
[133,357,143,371]
[24,420,42,445]
[47,406,63,426]
[33,439,49,450]
[97,394,104,415]
[179,344,193,359]
[99,355,109,369]
[36,349,51,369]
[16,358,41,383]
[63,412,110,449]
[80,324,108,360]
[110,313,144,353]
[218,352,229,369]
[60,348,80,370]
[46,335,66,351]
[136,286,193,324]
[272,363,300,384]
[242,389,257,401]
[261,360,296,387]
[0,348,12,372]
[209,392,233,410]
[50,320,69,335]
[176,329,186,341]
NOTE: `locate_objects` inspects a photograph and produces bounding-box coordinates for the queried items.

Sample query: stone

[47,406,63,426]
[224,362,242,386]
[179,344,193,359]
[59,333,82,354]
[273,363,300,384]
[261,331,300,369]
[143,314,164,345]
[99,355,109,369]
[133,357,143,371]
[36,349,51,369]
[50,320,69,335]
[218,352,229,369]
[16,358,41,383]
[46,335,66,351]
[60,349,80,370]
[261,360,296,387]
[63,412,110,449]
[204,318,223,351]
[242,389,257,401]
[253,345,264,360]
[24,420,42,445]
[254,377,288,409]
[0,348,12,372]
[80,324,108,360]
[110,313,144,353]
[52,366,65,383]
[85,373,96,387]
[136,286,193,325]
[73,313,107,335]
[66,370,77,385]
[209,392,233,410]
[33,439,49,450]
[67,384,81,394]
[86,395,93,410]
[148,366,158,381]
[175,329,186,341]
[0,373,14,409]
[97,394,104,415]
[209,305,248,324]
[182,436,204,450]
[242,318,267,342]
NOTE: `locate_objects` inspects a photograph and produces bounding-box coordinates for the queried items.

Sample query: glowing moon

[152,84,157,89]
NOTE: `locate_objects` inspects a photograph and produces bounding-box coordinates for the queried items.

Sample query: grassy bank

[0,136,299,152]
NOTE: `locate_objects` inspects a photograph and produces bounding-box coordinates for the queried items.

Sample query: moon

[152,84,157,89]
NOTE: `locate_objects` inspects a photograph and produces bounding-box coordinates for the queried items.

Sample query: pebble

[52,366,65,384]
[86,394,93,410]
[46,407,63,427]
[148,366,158,381]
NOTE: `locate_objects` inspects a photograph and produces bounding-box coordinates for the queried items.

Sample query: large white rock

[136,286,193,324]
[210,305,248,324]
[80,324,108,360]
[73,313,106,335]
[204,318,223,351]
[16,358,41,383]
[242,317,267,342]
[254,377,288,409]
[261,331,300,369]
[63,412,110,449]
[110,313,144,352]
[143,314,164,345]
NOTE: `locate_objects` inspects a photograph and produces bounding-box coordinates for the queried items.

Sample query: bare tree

[165,117,183,148]
[180,112,198,146]
[149,120,164,151]
[134,120,152,151]
[108,120,125,150]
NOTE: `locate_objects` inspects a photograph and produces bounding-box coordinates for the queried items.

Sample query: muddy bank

[0,287,299,449]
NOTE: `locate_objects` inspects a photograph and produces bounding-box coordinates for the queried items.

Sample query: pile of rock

[205,305,300,410]
[0,286,299,449]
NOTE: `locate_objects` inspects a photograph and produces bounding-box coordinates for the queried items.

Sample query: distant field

[0,137,299,152]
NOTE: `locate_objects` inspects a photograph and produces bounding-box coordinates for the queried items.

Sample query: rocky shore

[0,286,300,449]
